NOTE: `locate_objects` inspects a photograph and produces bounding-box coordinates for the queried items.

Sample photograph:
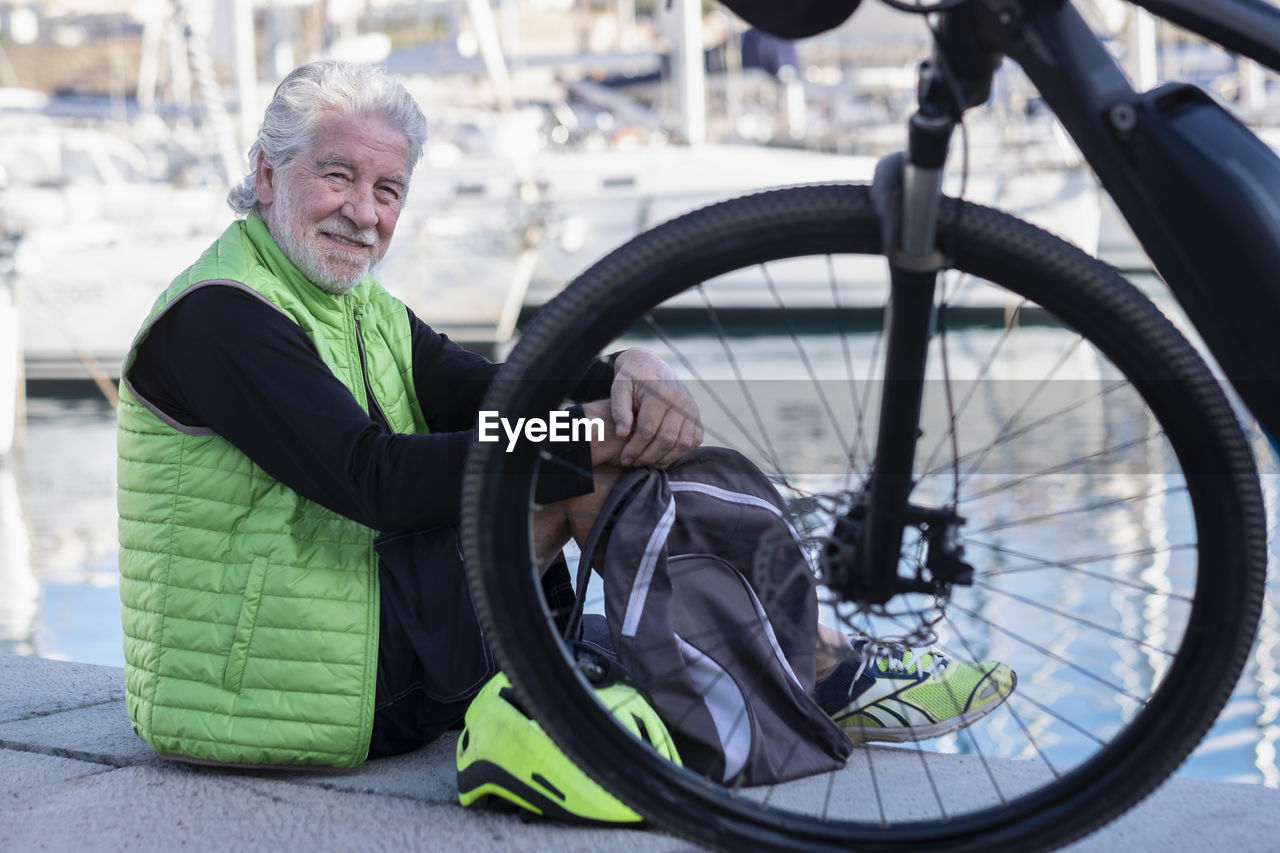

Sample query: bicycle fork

[827,30,995,608]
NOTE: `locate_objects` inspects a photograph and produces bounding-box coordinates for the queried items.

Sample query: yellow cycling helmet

[456,672,681,824]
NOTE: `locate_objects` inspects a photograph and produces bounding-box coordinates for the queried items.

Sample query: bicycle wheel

[459,184,1267,851]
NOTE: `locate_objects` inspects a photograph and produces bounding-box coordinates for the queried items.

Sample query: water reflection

[4,391,120,665]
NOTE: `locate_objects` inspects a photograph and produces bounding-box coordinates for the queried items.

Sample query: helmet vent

[499,686,533,719]
[531,772,567,802]
[631,714,653,745]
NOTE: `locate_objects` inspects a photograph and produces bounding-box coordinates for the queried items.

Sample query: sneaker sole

[839,670,1018,744]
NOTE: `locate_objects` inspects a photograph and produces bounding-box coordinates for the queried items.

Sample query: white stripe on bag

[620,496,677,638]
[677,634,752,782]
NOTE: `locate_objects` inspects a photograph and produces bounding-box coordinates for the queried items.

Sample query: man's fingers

[610,381,635,438]
[619,419,658,467]
[606,363,703,468]
[621,402,696,468]
[672,418,703,463]
[652,418,702,469]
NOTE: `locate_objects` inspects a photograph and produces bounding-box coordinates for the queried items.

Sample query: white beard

[270,178,380,295]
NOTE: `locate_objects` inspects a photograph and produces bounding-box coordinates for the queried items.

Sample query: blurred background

[0,0,1277,787]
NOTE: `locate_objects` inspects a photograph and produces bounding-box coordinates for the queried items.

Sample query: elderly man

[118,60,1013,773]
[117,60,703,768]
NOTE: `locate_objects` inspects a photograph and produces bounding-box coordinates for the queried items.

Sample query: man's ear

[255,151,276,205]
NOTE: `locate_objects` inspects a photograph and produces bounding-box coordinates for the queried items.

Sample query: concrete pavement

[3,654,1278,852]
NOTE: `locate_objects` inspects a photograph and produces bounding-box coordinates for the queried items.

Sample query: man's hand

[604,348,703,468]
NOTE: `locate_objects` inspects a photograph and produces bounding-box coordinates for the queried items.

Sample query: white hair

[227,60,427,215]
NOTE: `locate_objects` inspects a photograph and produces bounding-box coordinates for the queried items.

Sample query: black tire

[460,184,1267,852]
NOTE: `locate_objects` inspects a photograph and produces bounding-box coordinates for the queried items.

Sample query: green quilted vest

[117,215,427,767]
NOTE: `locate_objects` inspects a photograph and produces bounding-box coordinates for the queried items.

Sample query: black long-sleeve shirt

[126,285,611,532]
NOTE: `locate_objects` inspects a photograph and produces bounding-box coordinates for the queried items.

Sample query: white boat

[2,116,227,384]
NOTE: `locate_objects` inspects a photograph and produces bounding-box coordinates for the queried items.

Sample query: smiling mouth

[322,232,373,251]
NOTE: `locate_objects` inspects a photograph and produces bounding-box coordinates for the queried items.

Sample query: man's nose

[342,186,378,231]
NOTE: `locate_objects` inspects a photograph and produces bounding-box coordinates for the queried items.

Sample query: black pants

[367,526,576,759]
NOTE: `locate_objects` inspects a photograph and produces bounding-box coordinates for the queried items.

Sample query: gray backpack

[573,447,852,785]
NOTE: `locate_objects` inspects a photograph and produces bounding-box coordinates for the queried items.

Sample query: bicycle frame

[850,0,1280,605]
[989,0,1280,441]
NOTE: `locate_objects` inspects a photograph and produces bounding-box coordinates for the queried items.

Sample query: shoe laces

[851,640,949,684]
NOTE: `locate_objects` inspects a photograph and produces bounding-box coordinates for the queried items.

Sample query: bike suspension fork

[850,100,958,606]
[831,4,998,607]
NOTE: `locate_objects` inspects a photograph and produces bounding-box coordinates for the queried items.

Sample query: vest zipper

[354,312,391,430]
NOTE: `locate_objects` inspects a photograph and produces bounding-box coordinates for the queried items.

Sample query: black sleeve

[404,306,500,433]
[127,287,612,531]
[403,305,609,503]
[127,286,476,531]
[405,305,617,429]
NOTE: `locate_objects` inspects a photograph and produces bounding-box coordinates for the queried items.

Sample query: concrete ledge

[2,655,1277,852]
[0,656,691,852]
[0,655,125,723]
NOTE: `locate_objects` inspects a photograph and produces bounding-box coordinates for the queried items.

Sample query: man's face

[258,111,409,294]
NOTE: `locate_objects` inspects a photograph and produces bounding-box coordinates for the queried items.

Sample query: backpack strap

[565,474,647,640]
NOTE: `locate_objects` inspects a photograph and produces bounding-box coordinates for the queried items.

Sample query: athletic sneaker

[814,640,1016,743]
